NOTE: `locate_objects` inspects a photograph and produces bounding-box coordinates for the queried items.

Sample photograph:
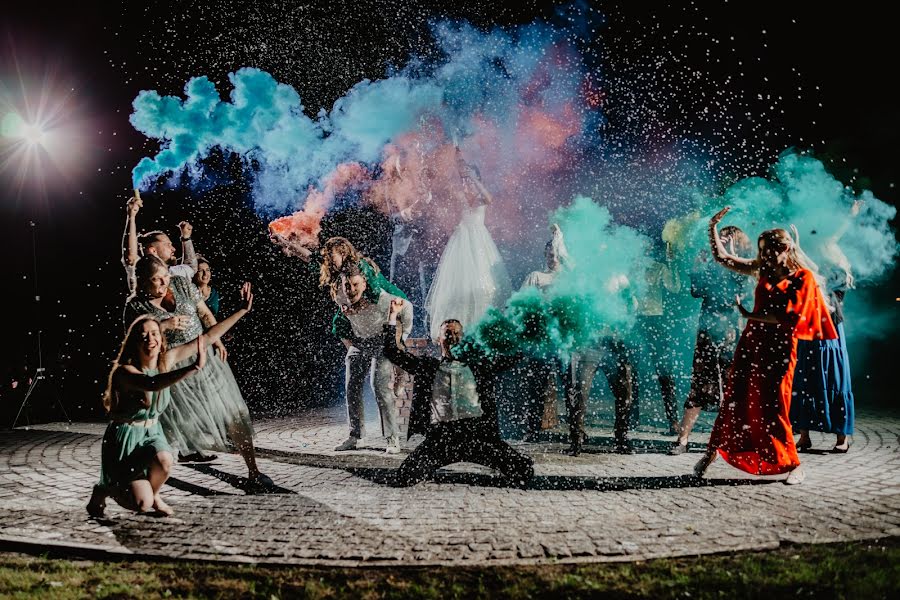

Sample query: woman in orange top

[694,207,837,485]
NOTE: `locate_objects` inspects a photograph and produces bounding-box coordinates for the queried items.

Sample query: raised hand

[239,282,254,312]
[851,199,864,217]
[179,221,193,239]
[389,298,405,318]
[710,206,731,225]
[126,195,143,217]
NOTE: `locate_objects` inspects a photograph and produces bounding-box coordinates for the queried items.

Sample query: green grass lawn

[1,537,897,599]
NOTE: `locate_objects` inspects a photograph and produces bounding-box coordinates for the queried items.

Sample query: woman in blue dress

[88,284,253,516]
[791,261,855,453]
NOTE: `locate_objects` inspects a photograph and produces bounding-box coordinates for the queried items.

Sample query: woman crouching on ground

[87,283,254,517]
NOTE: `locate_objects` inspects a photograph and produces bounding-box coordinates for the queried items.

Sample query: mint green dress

[99,368,172,489]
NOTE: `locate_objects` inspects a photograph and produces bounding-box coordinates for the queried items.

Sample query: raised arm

[164,283,254,366]
[122,194,142,295]
[178,221,198,273]
[709,207,757,276]
[123,194,142,267]
[459,162,493,205]
[115,339,205,403]
[382,299,426,373]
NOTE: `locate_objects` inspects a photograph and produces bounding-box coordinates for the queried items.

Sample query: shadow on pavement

[181,464,297,495]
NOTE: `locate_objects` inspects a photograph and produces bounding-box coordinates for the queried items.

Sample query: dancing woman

[425,150,511,341]
[694,207,837,484]
[88,285,253,517]
[791,202,861,453]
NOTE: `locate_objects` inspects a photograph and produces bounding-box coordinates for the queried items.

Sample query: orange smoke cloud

[268,162,371,247]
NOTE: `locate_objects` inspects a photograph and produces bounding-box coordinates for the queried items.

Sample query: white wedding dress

[425,203,511,341]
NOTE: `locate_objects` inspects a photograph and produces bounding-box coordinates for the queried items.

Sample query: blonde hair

[102,315,167,414]
[319,237,378,289]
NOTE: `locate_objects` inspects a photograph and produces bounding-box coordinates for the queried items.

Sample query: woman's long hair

[758,228,832,310]
[101,315,167,414]
[318,237,378,289]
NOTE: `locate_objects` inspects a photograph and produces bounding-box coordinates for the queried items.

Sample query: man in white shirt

[332,265,413,454]
[122,194,198,296]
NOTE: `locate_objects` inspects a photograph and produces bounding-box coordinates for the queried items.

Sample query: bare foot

[153,494,174,516]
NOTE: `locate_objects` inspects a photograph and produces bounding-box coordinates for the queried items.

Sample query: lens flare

[1,44,96,205]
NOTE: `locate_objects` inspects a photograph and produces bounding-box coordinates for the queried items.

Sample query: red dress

[709,268,837,475]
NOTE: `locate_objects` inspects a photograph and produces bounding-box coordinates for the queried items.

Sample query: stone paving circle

[1,407,898,566]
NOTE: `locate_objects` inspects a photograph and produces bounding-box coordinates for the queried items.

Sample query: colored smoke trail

[663,151,898,288]
[130,18,600,247]
[458,196,652,362]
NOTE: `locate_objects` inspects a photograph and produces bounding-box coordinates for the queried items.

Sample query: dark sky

[2,1,897,421]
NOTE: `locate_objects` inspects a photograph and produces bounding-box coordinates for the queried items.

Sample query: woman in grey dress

[125,255,272,489]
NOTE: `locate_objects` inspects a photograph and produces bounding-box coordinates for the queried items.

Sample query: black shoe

[613,440,635,455]
[668,442,688,456]
[178,452,218,463]
[565,442,582,457]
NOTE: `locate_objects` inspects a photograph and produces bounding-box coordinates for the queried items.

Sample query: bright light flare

[1,44,99,205]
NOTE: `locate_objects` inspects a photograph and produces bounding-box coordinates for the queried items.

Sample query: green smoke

[456,196,653,362]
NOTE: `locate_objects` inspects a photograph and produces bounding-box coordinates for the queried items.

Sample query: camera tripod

[10,221,71,428]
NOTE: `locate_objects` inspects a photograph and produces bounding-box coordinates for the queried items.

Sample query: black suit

[383,324,534,486]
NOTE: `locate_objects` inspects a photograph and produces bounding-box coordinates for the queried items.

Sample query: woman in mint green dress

[88,283,255,517]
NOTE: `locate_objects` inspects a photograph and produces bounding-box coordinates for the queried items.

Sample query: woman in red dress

[694,207,837,485]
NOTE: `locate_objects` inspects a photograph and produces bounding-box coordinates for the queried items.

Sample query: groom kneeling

[383,299,534,487]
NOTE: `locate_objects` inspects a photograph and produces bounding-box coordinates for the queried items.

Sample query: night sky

[2,1,897,424]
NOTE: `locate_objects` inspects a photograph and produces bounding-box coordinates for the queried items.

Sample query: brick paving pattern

[1,408,898,566]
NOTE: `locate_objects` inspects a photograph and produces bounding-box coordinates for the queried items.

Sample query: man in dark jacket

[383,299,534,487]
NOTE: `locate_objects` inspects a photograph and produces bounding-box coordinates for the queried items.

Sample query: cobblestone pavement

[1,408,898,566]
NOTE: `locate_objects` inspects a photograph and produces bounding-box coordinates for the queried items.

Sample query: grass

[0,537,898,599]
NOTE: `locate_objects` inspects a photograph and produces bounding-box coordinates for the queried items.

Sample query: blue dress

[790,289,855,435]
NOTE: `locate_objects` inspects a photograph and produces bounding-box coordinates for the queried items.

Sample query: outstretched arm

[122,194,142,295]
[123,194,142,267]
[828,199,864,243]
[116,338,206,403]
[709,207,757,276]
[164,283,254,365]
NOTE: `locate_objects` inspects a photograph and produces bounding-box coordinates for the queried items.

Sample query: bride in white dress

[425,150,511,341]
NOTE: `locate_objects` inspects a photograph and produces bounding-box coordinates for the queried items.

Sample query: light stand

[11,220,70,428]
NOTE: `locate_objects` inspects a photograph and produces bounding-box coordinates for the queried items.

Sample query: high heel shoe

[86,485,107,518]
[830,438,851,453]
